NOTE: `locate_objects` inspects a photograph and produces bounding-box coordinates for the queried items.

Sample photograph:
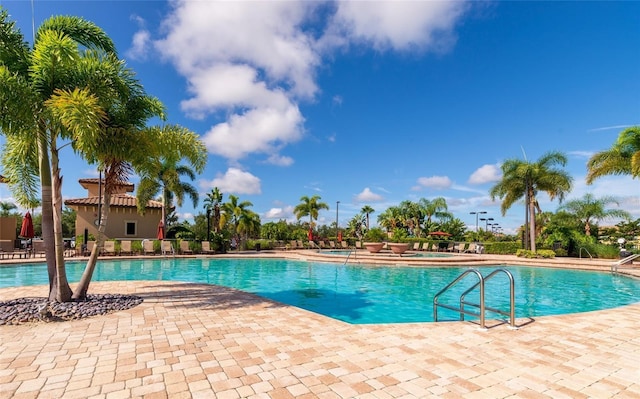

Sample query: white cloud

[415,176,452,190]
[126,29,151,60]
[323,1,467,52]
[200,167,261,195]
[468,164,501,184]
[264,205,294,220]
[354,187,384,203]
[154,0,470,167]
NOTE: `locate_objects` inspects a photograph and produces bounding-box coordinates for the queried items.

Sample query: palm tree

[490,151,572,252]
[361,205,375,231]
[587,126,640,183]
[203,187,224,237]
[419,197,451,234]
[0,201,17,217]
[559,193,631,236]
[221,194,254,249]
[136,157,204,228]
[294,195,329,227]
[0,11,116,301]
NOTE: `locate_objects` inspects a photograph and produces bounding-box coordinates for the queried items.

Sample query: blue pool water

[1,258,639,324]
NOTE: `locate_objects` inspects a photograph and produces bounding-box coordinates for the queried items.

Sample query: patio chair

[453,242,466,253]
[143,240,155,255]
[308,240,320,250]
[102,241,116,256]
[341,240,349,249]
[200,241,215,254]
[162,241,174,256]
[464,243,477,254]
[319,241,328,249]
[412,242,421,251]
[329,241,337,250]
[179,240,193,255]
[119,240,133,255]
[444,242,455,252]
[355,241,362,250]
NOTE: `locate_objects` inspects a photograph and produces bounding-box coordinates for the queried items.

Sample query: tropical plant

[221,194,254,248]
[361,205,375,230]
[346,213,366,239]
[419,197,451,235]
[0,201,16,216]
[136,158,203,228]
[587,126,640,183]
[0,11,117,301]
[203,187,223,238]
[489,151,573,252]
[293,195,329,227]
[558,193,630,236]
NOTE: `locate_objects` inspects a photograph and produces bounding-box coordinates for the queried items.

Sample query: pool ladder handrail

[433,268,516,329]
[579,247,593,259]
[343,248,356,265]
[611,253,640,273]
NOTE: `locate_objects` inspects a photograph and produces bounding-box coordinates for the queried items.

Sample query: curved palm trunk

[40,135,72,301]
[73,188,110,299]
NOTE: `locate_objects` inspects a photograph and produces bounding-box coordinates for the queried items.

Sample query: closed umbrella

[20,212,34,239]
[308,228,313,241]
[157,220,165,240]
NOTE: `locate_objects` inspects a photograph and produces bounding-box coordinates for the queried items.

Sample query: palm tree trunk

[73,187,110,299]
[528,187,537,253]
[50,144,73,302]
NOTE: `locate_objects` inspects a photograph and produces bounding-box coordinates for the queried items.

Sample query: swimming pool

[2,258,639,324]
[320,250,452,258]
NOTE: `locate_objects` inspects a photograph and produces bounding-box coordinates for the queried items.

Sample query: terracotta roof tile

[78,178,134,192]
[64,194,162,208]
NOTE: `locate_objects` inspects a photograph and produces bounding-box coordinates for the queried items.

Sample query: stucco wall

[75,206,163,240]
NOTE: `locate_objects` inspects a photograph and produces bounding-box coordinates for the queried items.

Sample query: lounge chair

[179,240,193,255]
[200,241,215,254]
[319,241,328,249]
[412,242,421,251]
[308,240,320,250]
[453,242,466,253]
[119,240,133,255]
[355,241,362,250]
[143,240,155,255]
[80,241,95,256]
[464,243,477,254]
[444,242,455,252]
[102,241,116,256]
[341,240,349,249]
[420,242,430,251]
[162,241,174,256]
[329,241,337,250]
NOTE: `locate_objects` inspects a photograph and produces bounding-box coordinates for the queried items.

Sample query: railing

[433,268,516,329]
[579,247,593,259]
[611,253,640,273]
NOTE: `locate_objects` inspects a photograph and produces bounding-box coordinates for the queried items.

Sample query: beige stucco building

[65,179,163,240]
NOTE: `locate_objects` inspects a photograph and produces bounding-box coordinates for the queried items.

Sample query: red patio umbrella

[157,220,165,240]
[337,231,343,242]
[20,212,34,239]
[308,228,313,241]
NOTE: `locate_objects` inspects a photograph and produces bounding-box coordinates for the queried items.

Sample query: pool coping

[1,252,640,397]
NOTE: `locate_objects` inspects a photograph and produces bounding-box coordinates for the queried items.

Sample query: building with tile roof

[65,179,164,241]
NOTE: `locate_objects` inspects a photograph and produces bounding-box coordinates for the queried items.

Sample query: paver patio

[1,276,639,398]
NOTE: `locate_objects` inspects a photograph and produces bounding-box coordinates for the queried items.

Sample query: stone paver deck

[1,253,640,398]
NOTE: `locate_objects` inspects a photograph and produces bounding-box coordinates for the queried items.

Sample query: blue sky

[1,0,639,234]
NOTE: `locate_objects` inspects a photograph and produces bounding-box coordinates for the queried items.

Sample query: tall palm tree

[419,197,451,234]
[0,201,17,217]
[203,187,224,236]
[361,205,375,231]
[559,194,630,236]
[136,157,204,228]
[587,126,640,183]
[490,151,572,252]
[294,195,329,227]
[221,194,254,248]
[0,11,116,301]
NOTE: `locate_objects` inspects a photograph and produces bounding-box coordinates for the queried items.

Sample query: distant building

[65,178,163,240]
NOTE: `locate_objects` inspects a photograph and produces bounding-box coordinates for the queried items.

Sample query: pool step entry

[433,268,516,330]
[611,253,640,273]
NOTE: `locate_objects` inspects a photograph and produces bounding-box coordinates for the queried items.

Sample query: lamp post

[485,217,494,231]
[470,211,486,232]
[336,201,340,238]
[206,208,211,242]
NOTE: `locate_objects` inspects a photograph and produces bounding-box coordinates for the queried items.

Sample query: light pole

[485,217,494,231]
[470,211,486,232]
[336,201,340,239]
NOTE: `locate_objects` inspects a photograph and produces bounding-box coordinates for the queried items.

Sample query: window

[125,221,136,236]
